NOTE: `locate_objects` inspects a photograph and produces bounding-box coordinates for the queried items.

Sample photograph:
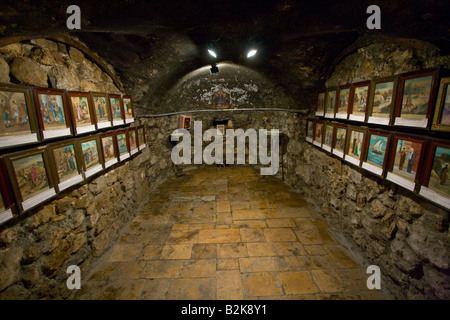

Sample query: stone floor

[75,166,390,300]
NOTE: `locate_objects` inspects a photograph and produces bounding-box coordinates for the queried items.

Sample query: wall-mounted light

[208,49,217,58]
[247,49,258,58]
[210,63,219,74]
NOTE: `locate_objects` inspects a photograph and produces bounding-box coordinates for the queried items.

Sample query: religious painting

[137,125,146,150]
[127,127,138,156]
[431,77,450,132]
[315,91,325,117]
[313,122,323,146]
[109,94,124,126]
[90,92,112,129]
[4,147,56,212]
[0,83,39,148]
[335,85,350,119]
[0,159,16,225]
[394,69,438,128]
[306,119,314,143]
[324,89,336,118]
[386,135,426,191]
[100,132,118,168]
[362,130,391,176]
[67,91,96,135]
[345,127,366,166]
[33,88,72,140]
[419,141,450,208]
[212,90,231,109]
[179,115,192,130]
[116,130,130,161]
[322,123,334,152]
[122,95,135,123]
[78,135,103,178]
[367,76,397,125]
[349,81,370,121]
[333,125,347,158]
[48,140,83,192]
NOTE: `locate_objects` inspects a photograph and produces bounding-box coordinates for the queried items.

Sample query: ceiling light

[208,49,217,58]
[247,49,257,58]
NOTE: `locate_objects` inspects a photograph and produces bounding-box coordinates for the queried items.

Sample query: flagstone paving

[76,166,391,300]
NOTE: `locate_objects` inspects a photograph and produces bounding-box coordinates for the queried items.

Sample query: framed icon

[348,81,370,122]
[344,126,367,167]
[361,130,392,177]
[115,129,130,162]
[335,85,351,119]
[100,132,118,169]
[90,92,112,129]
[47,139,84,192]
[431,77,450,132]
[332,124,348,158]
[393,69,439,128]
[305,119,315,143]
[137,125,146,150]
[3,147,56,213]
[0,83,40,148]
[67,91,96,135]
[179,115,192,130]
[322,122,334,153]
[109,94,125,127]
[78,135,104,179]
[386,134,427,191]
[127,127,139,156]
[0,158,16,225]
[367,76,398,126]
[122,95,135,124]
[315,91,325,117]
[313,121,323,147]
[33,88,72,140]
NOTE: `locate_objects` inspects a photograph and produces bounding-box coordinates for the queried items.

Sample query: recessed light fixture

[247,49,257,58]
[208,49,217,58]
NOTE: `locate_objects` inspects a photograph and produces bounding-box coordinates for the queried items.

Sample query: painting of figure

[128,131,137,151]
[37,94,66,130]
[0,90,31,137]
[439,85,450,125]
[138,128,145,146]
[0,193,5,212]
[335,128,347,152]
[366,135,388,168]
[117,133,128,155]
[317,92,325,113]
[123,98,133,119]
[392,139,422,182]
[323,125,333,147]
[372,82,394,118]
[70,96,92,126]
[347,130,364,159]
[307,122,314,139]
[428,146,450,198]
[110,97,122,120]
[81,140,100,170]
[337,88,349,114]
[326,91,336,113]
[12,154,50,201]
[212,90,231,109]
[314,123,323,144]
[102,136,115,162]
[352,86,369,116]
[53,145,78,183]
[400,75,432,119]
[93,96,109,123]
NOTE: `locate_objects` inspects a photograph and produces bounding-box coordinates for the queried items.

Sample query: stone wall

[284,43,450,299]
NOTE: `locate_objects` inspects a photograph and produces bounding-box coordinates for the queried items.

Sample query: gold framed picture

[431,77,450,132]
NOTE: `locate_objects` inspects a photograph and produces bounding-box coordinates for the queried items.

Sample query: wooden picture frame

[344,126,367,167]
[313,121,323,147]
[137,125,146,150]
[324,88,337,118]
[33,88,72,140]
[77,134,104,179]
[0,158,17,225]
[315,91,325,117]
[332,124,348,158]
[90,92,112,129]
[393,68,439,128]
[418,140,450,208]
[47,139,84,193]
[0,83,40,148]
[109,94,125,127]
[3,146,56,213]
[335,85,351,119]
[431,77,450,132]
[67,91,96,135]
[179,115,192,130]
[361,129,392,177]
[122,95,135,124]
[386,134,427,191]
[305,119,315,143]
[100,132,118,169]
[348,81,370,122]
[322,122,334,153]
[115,129,130,162]
[367,76,398,126]
[127,127,139,156]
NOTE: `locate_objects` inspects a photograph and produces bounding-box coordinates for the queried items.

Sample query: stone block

[10,57,47,87]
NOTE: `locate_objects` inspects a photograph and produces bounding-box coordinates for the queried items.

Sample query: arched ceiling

[1,0,449,113]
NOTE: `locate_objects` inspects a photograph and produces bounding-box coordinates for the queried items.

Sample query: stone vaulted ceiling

[0,0,449,112]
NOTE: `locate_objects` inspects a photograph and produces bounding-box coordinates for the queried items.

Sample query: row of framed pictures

[0,125,147,225]
[0,82,136,149]
[315,68,450,132]
[305,119,450,210]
